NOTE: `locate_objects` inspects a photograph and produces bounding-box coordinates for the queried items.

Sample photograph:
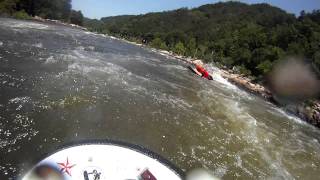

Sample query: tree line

[85,2,320,80]
[0,0,84,25]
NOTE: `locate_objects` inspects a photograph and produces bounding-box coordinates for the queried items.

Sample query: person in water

[192,61,213,80]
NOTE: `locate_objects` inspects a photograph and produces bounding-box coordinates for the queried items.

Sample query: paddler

[192,60,213,80]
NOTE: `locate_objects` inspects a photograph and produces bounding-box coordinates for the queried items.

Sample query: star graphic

[57,157,76,176]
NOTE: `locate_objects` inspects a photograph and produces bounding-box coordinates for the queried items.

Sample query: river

[0,18,320,179]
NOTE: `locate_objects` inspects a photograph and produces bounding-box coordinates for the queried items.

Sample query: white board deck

[23,144,182,180]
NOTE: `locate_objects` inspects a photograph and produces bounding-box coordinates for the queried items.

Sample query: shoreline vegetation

[0,0,84,26]
[1,0,320,128]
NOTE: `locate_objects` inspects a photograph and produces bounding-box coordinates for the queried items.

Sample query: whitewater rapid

[0,18,320,179]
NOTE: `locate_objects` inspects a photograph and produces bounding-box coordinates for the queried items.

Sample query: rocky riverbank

[219,69,273,100]
[298,101,320,127]
[32,16,87,31]
[219,68,320,128]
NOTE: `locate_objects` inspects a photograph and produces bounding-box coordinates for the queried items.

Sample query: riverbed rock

[304,101,320,127]
[219,69,320,128]
[220,70,273,100]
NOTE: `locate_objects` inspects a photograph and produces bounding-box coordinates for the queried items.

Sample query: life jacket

[196,64,209,78]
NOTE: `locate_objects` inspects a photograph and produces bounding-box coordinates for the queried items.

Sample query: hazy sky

[72,0,320,19]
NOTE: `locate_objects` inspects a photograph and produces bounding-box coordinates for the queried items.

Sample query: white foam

[213,73,236,88]
[76,46,85,51]
[109,36,117,39]
[66,55,127,79]
[11,22,49,30]
[73,49,89,59]
[9,97,31,111]
[159,79,191,91]
[9,96,31,104]
[160,64,186,71]
[63,52,193,110]
[138,56,162,64]
[213,166,228,178]
[84,31,95,35]
[33,42,43,48]
[44,56,57,64]
[149,48,176,60]
[206,64,237,89]
[99,34,107,38]
[152,93,193,109]
[87,46,95,51]
[270,107,306,125]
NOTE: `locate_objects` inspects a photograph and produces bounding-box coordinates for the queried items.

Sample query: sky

[72,0,320,19]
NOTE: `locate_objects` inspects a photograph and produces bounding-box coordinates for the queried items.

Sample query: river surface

[0,18,320,179]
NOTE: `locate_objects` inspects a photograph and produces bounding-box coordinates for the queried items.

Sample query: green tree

[0,0,19,15]
[186,38,197,57]
[70,10,83,26]
[174,42,186,55]
[257,60,273,74]
[0,0,72,21]
[151,37,167,50]
[12,9,30,19]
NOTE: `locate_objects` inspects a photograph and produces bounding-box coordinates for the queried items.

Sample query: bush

[233,65,252,75]
[13,10,31,20]
[151,38,167,50]
[174,42,186,55]
[70,10,84,26]
[0,0,16,15]
[256,60,273,74]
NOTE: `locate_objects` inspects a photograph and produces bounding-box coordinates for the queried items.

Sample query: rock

[220,70,273,101]
[33,16,45,22]
[221,67,320,128]
[32,17,87,31]
[306,101,320,127]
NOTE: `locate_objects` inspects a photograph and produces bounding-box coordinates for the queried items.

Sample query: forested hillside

[0,0,83,25]
[85,2,320,79]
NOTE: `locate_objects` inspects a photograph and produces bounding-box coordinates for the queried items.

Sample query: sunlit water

[0,18,320,179]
